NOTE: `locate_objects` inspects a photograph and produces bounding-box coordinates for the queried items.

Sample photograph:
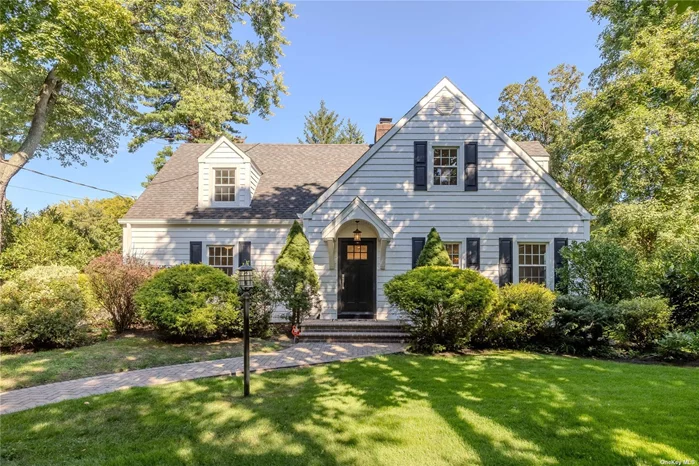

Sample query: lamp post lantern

[238,263,254,397]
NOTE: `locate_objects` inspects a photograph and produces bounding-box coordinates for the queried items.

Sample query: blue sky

[9,1,603,213]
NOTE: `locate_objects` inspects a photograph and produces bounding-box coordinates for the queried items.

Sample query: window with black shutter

[414,141,427,191]
[466,238,480,270]
[499,238,513,286]
[412,237,425,268]
[465,142,478,191]
[190,241,202,264]
[239,241,252,267]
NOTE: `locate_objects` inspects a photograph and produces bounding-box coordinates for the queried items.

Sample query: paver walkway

[0,342,404,415]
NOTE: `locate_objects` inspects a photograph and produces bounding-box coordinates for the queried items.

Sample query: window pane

[213,168,236,201]
[518,243,546,285]
[433,147,459,186]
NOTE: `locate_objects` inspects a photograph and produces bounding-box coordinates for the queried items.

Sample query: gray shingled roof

[124,143,370,220]
[124,141,549,221]
[516,141,549,157]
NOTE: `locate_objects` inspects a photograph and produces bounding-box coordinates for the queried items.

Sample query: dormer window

[213,168,236,202]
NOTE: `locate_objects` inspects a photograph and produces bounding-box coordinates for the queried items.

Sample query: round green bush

[0,266,88,349]
[546,295,617,354]
[135,264,241,340]
[480,282,556,348]
[384,266,497,353]
[613,297,671,349]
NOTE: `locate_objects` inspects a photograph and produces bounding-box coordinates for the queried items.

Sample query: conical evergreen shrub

[416,227,452,267]
[273,221,320,325]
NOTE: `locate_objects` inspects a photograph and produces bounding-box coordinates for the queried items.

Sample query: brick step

[298,331,410,343]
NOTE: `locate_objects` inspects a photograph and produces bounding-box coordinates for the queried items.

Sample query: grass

[1,351,697,466]
[0,332,285,391]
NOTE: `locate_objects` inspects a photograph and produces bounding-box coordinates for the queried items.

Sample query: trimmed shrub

[135,264,241,340]
[247,268,276,338]
[661,253,699,330]
[546,295,617,354]
[0,266,88,349]
[558,238,638,303]
[85,253,158,333]
[416,227,452,267]
[657,331,699,360]
[384,266,497,353]
[479,282,556,348]
[613,297,671,349]
[274,221,320,325]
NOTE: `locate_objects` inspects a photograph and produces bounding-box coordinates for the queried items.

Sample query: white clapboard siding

[125,224,292,320]
[306,87,589,320]
[198,140,255,208]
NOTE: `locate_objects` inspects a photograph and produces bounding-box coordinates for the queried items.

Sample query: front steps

[298,320,410,343]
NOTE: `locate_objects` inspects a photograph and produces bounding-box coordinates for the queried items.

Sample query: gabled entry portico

[322,197,394,319]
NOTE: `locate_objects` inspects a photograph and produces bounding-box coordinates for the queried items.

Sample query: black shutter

[554,238,568,291]
[465,142,478,191]
[412,237,425,268]
[190,241,202,264]
[239,241,252,267]
[466,238,480,270]
[499,238,513,286]
[414,141,427,191]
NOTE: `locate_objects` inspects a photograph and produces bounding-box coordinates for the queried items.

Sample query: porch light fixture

[237,263,255,397]
[353,221,362,242]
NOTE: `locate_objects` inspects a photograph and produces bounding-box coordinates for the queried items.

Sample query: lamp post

[238,263,254,397]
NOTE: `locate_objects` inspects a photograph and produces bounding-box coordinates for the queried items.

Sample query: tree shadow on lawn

[2,351,698,466]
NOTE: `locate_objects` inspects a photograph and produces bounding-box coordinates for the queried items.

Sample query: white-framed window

[518,243,547,285]
[433,147,458,186]
[444,242,461,268]
[208,245,235,276]
[213,168,236,202]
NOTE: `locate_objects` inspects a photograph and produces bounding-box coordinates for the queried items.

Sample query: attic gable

[303,77,591,220]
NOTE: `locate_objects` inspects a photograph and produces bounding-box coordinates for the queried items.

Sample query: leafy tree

[142,146,174,188]
[574,3,699,209]
[54,196,135,253]
[299,100,365,144]
[0,201,21,250]
[0,0,295,249]
[273,221,320,325]
[494,64,587,200]
[338,119,365,144]
[0,214,97,281]
[558,238,638,304]
[416,227,452,267]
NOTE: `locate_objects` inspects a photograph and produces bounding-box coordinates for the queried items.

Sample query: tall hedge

[416,227,452,267]
[273,221,320,325]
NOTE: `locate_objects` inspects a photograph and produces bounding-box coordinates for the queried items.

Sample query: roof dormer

[197,137,261,208]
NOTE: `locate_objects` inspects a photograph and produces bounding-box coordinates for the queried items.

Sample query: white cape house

[120,78,591,321]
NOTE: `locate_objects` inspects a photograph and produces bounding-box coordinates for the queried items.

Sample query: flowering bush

[85,252,158,333]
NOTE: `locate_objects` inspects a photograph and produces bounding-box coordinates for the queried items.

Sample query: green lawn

[0,333,285,391]
[2,351,697,466]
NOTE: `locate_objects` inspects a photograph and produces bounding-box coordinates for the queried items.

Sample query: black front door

[338,239,376,319]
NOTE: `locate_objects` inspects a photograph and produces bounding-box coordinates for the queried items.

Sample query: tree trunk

[0,67,61,252]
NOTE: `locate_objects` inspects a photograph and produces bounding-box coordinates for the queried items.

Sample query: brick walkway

[0,342,404,415]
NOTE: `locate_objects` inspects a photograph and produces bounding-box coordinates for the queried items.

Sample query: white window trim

[443,241,463,268]
[513,238,554,289]
[428,142,463,191]
[208,164,244,208]
[206,243,237,275]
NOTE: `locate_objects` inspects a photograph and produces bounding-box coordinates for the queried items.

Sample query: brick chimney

[374,117,393,143]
